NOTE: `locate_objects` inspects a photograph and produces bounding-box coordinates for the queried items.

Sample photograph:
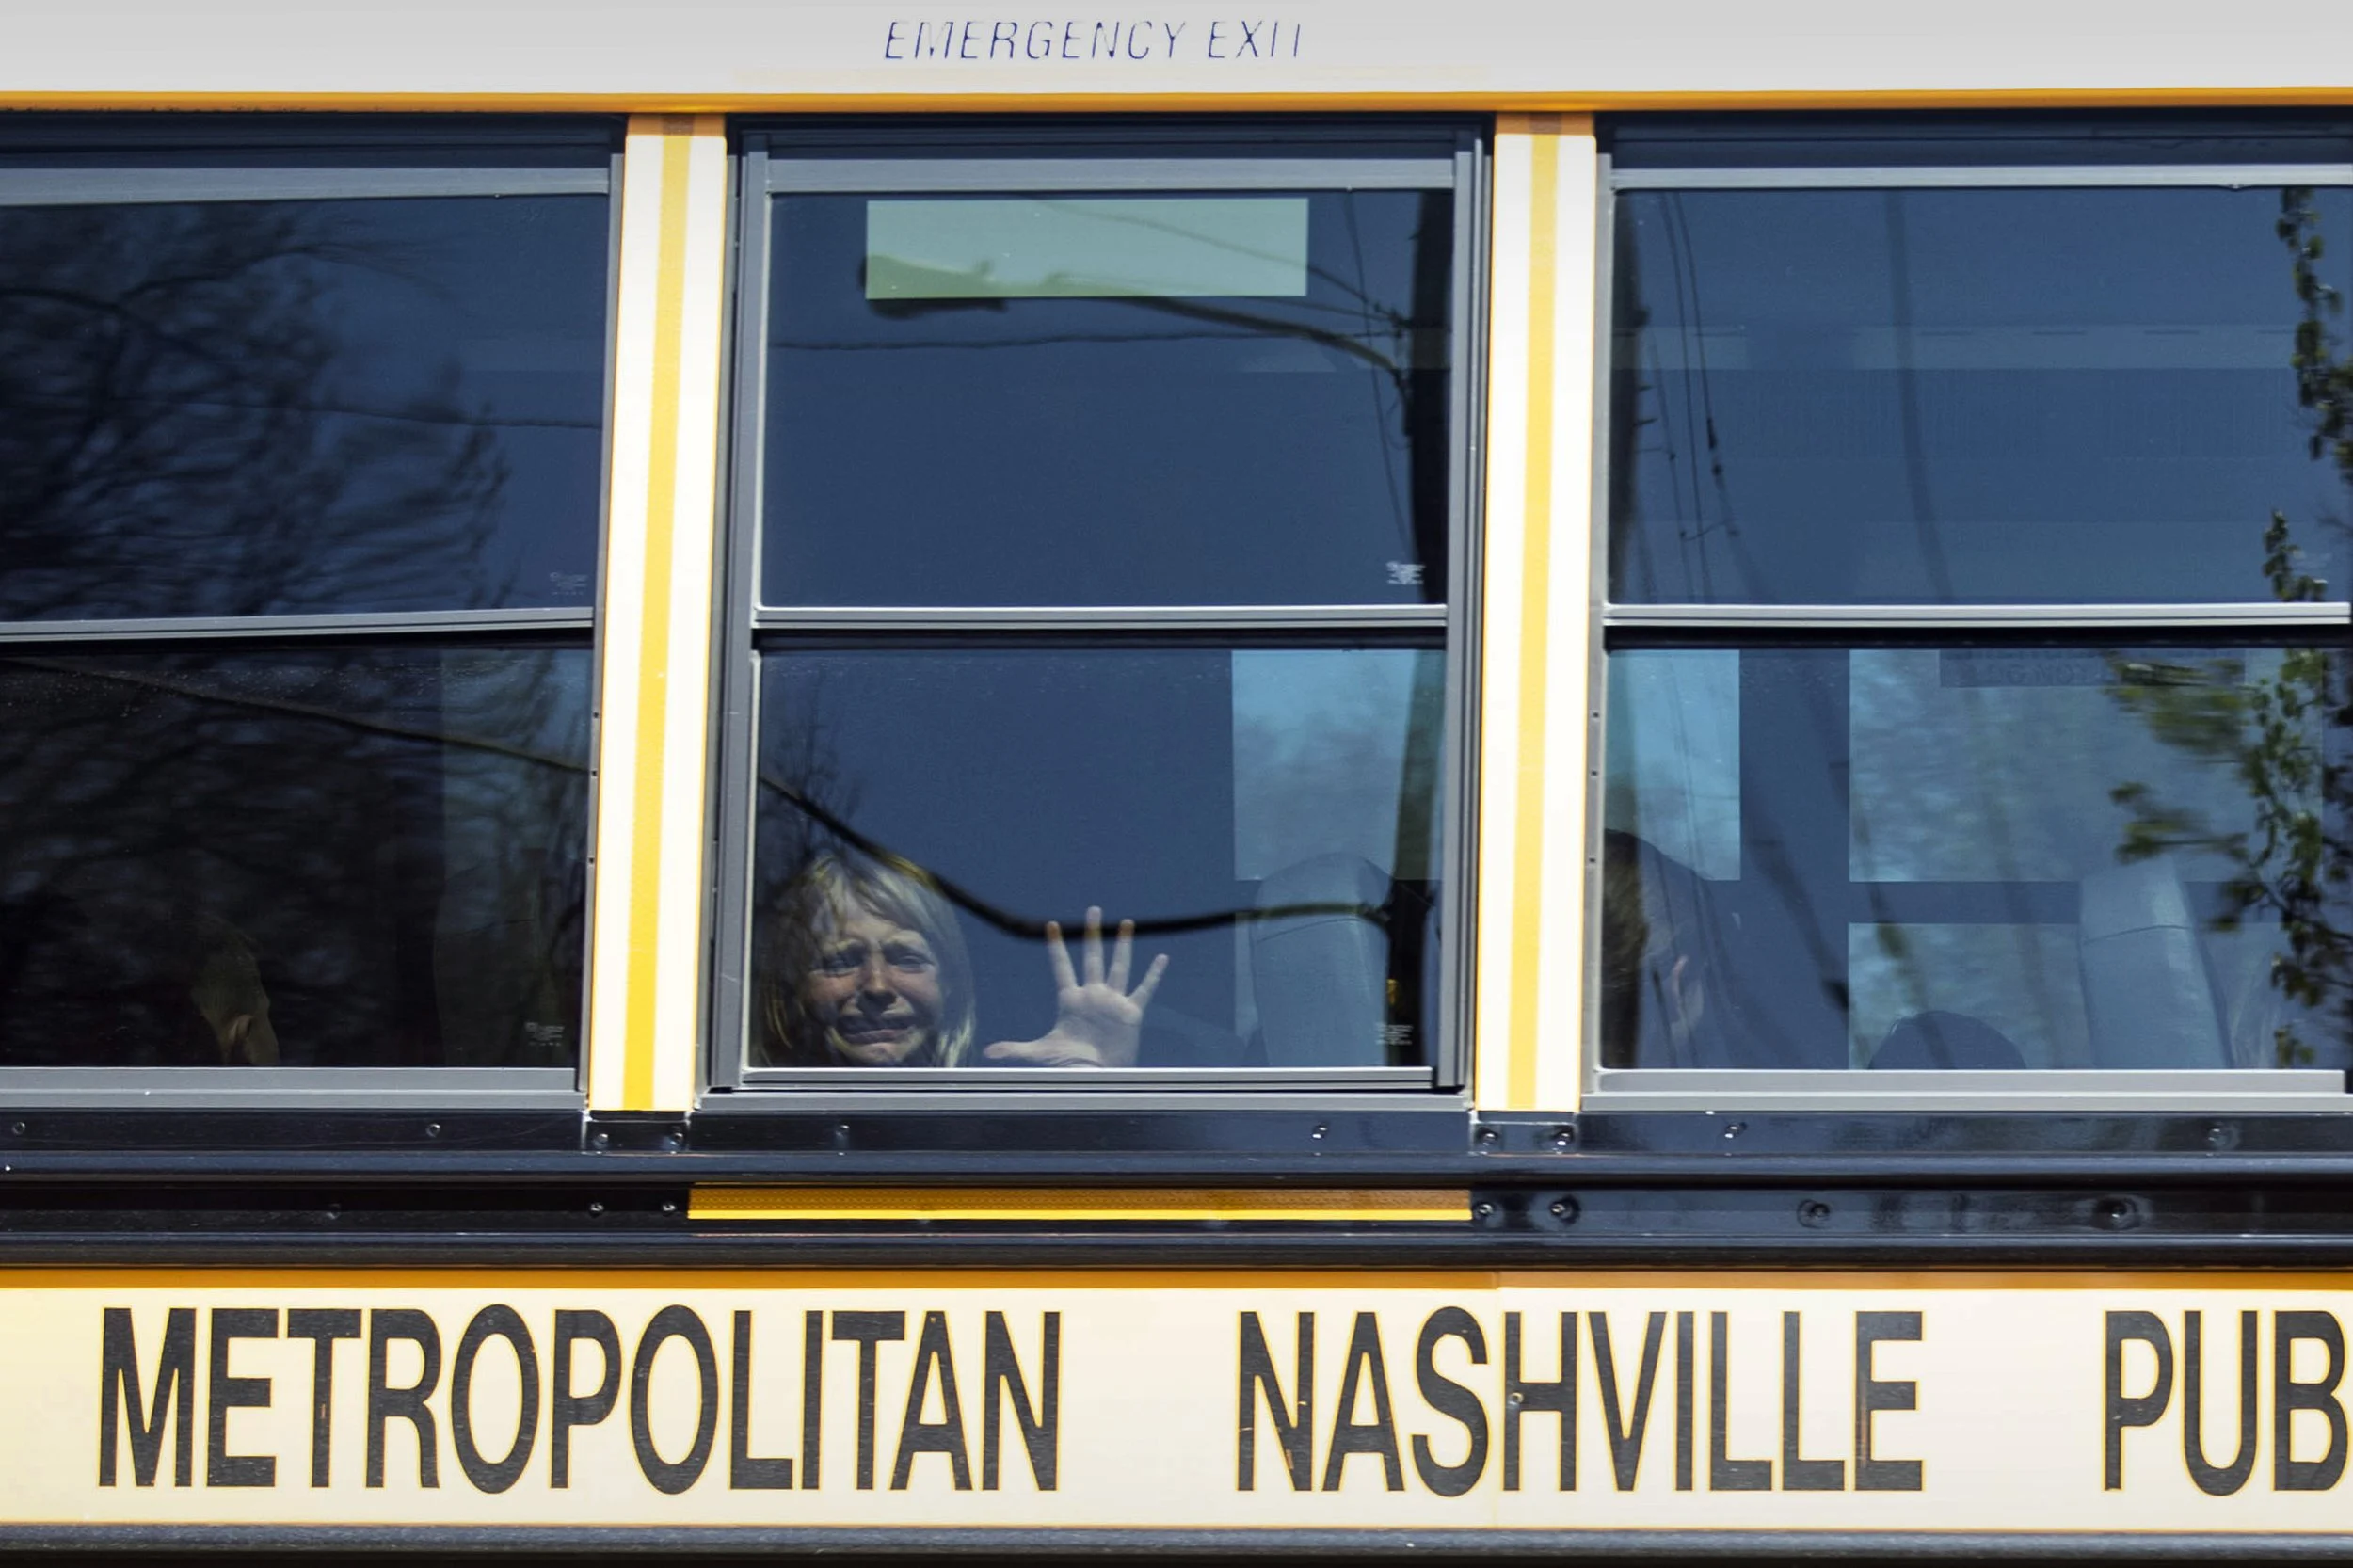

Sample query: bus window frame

[706,118,1490,1106]
[1585,119,2353,1113]
[0,117,624,1113]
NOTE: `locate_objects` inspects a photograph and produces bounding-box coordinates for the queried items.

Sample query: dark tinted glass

[762,189,1454,607]
[0,646,590,1067]
[0,195,610,620]
[1603,644,2353,1071]
[1611,186,2353,604]
[750,647,1444,1069]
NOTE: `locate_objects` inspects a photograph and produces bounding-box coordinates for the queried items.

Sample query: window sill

[0,1067,579,1111]
[1586,1067,2346,1113]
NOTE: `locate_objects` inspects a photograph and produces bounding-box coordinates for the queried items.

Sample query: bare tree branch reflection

[0,199,596,1068]
[0,200,519,620]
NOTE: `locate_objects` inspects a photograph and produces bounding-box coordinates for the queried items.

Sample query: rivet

[1799,1200,1832,1227]
[589,1201,605,1215]
[661,1201,679,1214]
[1549,1125,1576,1149]
[1475,1126,1500,1146]
[1310,1124,1328,1141]
[424,1123,441,1139]
[591,1131,612,1152]
[1548,1198,1579,1224]
[1723,1121,1746,1140]
[1474,1201,1495,1218]
[661,1132,684,1152]
[8,1122,24,1137]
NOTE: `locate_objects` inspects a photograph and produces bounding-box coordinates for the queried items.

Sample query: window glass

[1611,186,2353,605]
[763,188,1454,608]
[0,646,590,1067]
[749,648,1443,1071]
[1602,644,2350,1072]
[0,195,610,620]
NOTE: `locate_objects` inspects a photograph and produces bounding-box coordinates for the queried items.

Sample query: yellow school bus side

[6,1,2352,1115]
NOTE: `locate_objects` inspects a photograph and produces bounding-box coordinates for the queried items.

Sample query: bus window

[0,646,590,1069]
[745,647,1441,1074]
[1596,125,2353,1106]
[0,192,609,620]
[1609,183,2353,607]
[761,186,1451,608]
[1604,644,2347,1076]
[713,123,1479,1089]
[0,122,614,1092]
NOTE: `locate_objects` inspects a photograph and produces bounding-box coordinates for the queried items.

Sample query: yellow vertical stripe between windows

[1506,119,1561,1110]
[618,124,696,1112]
[588,114,724,1112]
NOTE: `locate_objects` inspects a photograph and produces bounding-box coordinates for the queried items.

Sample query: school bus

[3,2,2353,1558]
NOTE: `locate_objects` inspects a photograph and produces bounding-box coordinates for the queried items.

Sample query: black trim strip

[9,1180,2353,1264]
[0,113,623,161]
[22,1233,2353,1267]
[5,1109,2353,1185]
[1601,108,2353,170]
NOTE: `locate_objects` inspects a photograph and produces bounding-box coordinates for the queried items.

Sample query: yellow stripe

[9,88,2353,111]
[1505,122,1561,1111]
[619,120,696,1112]
[689,1187,1475,1223]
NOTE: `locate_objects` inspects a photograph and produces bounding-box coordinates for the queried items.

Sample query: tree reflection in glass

[0,187,608,1069]
[0,648,591,1068]
[0,195,608,620]
[2106,188,2353,1068]
[1607,175,2353,1075]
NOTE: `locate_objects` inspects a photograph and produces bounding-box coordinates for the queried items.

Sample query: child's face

[800,900,945,1065]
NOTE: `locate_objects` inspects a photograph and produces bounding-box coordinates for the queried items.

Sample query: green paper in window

[865,197,1309,299]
